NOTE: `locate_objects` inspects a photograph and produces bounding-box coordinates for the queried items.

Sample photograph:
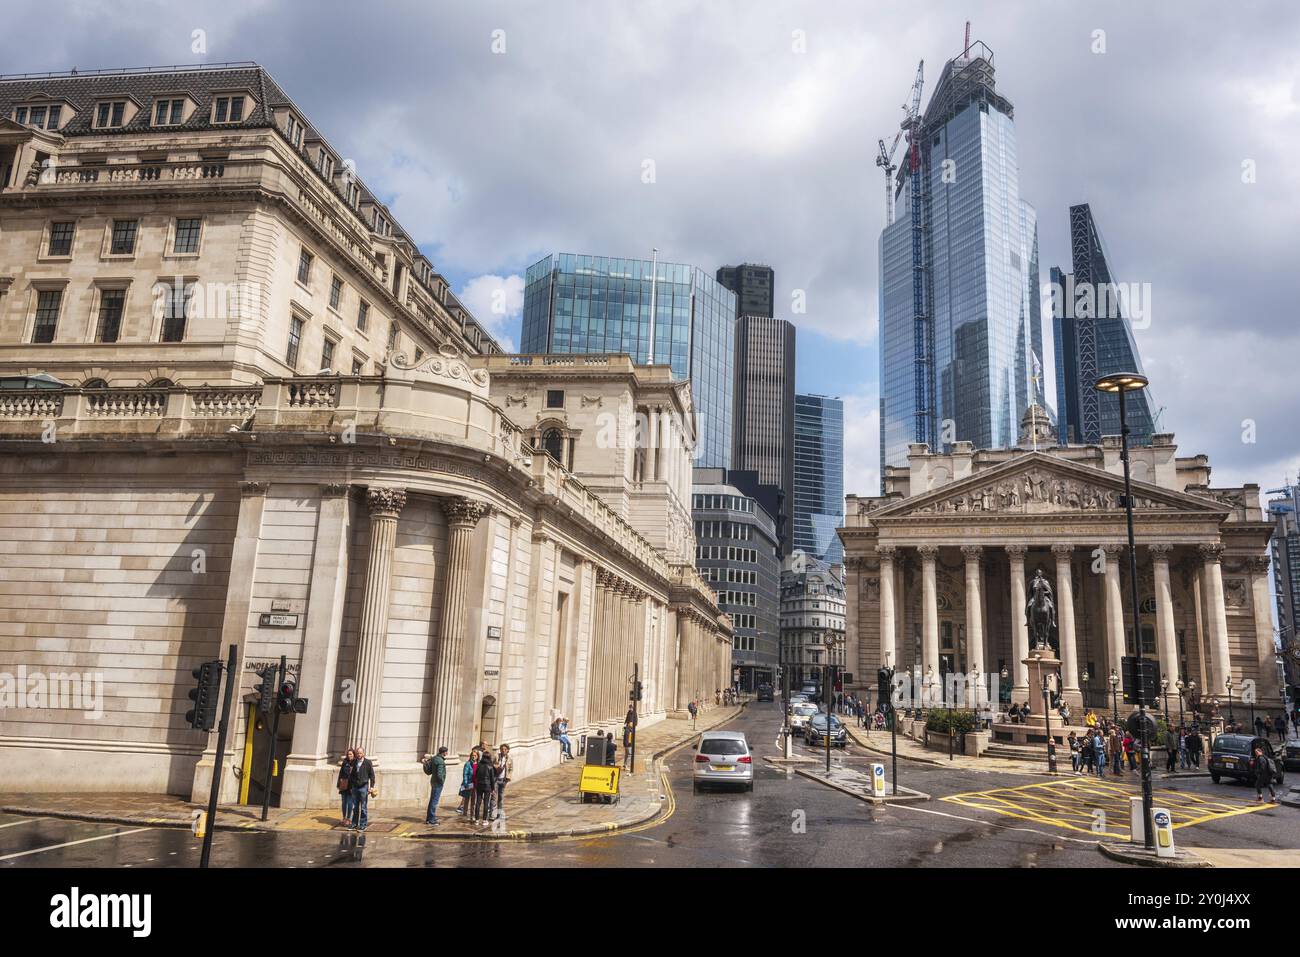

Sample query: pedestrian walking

[1165,733,1177,772]
[604,730,617,767]
[348,746,376,830]
[1250,745,1278,803]
[473,745,497,824]
[493,744,512,819]
[1272,713,1286,742]
[458,747,479,816]
[1110,730,1123,774]
[422,746,448,825]
[337,748,356,825]
[1092,731,1106,777]
[1068,731,1081,774]
[1123,733,1137,770]
[623,706,637,771]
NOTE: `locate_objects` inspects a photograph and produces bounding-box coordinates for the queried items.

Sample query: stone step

[983,743,1048,760]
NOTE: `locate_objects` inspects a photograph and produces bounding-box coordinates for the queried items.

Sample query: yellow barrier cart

[579,764,621,804]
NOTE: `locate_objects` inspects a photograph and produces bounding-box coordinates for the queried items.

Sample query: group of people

[550,706,637,770]
[335,747,377,830]
[1249,713,1295,743]
[449,741,513,826]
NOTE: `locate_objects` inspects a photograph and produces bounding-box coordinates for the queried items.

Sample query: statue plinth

[1023,649,1060,720]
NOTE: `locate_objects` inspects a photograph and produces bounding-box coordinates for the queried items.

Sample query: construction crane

[875,60,924,226]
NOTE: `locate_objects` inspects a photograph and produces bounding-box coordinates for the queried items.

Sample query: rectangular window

[546,389,565,409]
[31,289,62,343]
[14,107,26,125]
[96,289,125,343]
[48,221,75,256]
[214,96,246,124]
[47,105,62,128]
[95,101,126,128]
[321,337,335,371]
[286,316,304,367]
[173,217,202,254]
[154,98,185,125]
[110,219,138,255]
[357,300,369,332]
[297,249,313,286]
[329,275,342,310]
[351,356,364,375]
[29,106,46,128]
[161,283,191,342]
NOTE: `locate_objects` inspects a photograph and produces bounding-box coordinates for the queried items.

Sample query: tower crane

[875,60,924,225]
[875,131,902,225]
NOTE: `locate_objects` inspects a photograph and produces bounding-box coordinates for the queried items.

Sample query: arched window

[145,378,175,389]
[81,378,108,390]
[542,428,564,465]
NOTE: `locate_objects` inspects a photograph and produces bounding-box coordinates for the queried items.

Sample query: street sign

[1120,656,1160,706]
[870,762,886,799]
[1152,808,1175,858]
[578,765,621,803]
[259,613,298,628]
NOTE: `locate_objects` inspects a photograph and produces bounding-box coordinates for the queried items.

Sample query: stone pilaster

[878,546,897,670]
[917,545,939,705]
[1199,543,1231,696]
[1149,544,1178,691]
[961,545,984,678]
[1051,543,1080,700]
[1100,544,1127,683]
[1006,545,1029,698]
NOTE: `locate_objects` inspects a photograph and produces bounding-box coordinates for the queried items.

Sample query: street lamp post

[1096,369,1155,850]
[1109,670,1120,723]
[1000,666,1009,714]
[1226,674,1235,727]
[971,665,982,731]
[1175,678,1185,731]
[1082,669,1091,712]
[1036,653,1056,773]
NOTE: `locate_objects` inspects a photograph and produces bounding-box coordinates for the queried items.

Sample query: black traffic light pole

[200,644,237,869]
[260,655,287,822]
[629,662,639,775]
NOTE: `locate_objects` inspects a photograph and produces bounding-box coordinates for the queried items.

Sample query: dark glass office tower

[732,315,796,548]
[522,253,736,468]
[793,393,844,565]
[1051,203,1157,445]
[878,40,1046,476]
[716,263,775,319]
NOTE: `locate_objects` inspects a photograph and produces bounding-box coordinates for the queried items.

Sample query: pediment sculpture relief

[909,468,1164,515]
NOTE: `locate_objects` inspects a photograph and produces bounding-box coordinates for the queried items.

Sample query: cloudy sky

[7,0,1297,496]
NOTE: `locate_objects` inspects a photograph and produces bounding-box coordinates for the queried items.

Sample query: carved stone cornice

[366,486,407,517]
[240,481,269,497]
[441,496,488,528]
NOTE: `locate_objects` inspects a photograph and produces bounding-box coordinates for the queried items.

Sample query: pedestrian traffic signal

[185,660,222,731]
[277,678,297,714]
[253,665,276,715]
[631,680,643,702]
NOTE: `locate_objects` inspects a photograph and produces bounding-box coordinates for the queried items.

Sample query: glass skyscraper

[878,41,1046,478]
[1051,203,1157,445]
[793,393,844,565]
[522,253,736,469]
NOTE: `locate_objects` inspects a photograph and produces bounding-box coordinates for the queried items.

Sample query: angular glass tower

[793,393,844,565]
[878,41,1046,478]
[522,253,736,468]
[1051,203,1157,445]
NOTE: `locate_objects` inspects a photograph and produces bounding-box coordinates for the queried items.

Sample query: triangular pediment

[871,451,1230,520]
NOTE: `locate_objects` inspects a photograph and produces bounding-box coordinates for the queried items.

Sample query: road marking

[888,800,1101,844]
[0,818,44,829]
[0,827,151,862]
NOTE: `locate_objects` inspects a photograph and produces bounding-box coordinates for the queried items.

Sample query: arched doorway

[479,695,498,747]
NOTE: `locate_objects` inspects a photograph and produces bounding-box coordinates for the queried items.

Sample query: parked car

[756,684,774,702]
[1208,734,1285,786]
[693,731,753,793]
[789,703,819,737]
[1283,739,1300,773]
[800,684,820,698]
[806,713,848,748]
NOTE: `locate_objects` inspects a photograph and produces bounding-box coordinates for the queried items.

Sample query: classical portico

[841,433,1281,720]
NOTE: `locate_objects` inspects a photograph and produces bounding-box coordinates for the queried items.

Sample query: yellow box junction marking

[941,778,1268,838]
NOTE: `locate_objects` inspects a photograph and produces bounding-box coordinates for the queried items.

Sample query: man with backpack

[422,745,448,826]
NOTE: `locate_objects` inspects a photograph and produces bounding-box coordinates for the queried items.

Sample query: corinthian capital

[916,544,939,560]
[1147,543,1174,561]
[1198,542,1225,562]
[366,486,407,517]
[441,496,489,528]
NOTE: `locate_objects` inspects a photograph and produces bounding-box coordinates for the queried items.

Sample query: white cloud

[457,274,524,351]
[841,390,880,500]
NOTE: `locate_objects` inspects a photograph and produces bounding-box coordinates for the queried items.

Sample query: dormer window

[13,104,63,130]
[94,101,127,129]
[317,149,334,179]
[284,113,304,148]
[212,95,246,124]
[153,98,186,126]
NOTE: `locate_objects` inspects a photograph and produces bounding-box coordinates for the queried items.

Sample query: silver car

[692,731,754,793]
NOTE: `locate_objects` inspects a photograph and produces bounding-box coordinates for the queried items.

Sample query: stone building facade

[839,421,1280,716]
[779,551,846,690]
[0,63,730,807]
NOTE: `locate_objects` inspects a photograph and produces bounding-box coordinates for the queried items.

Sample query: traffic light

[253,665,276,715]
[631,680,643,702]
[185,660,222,731]
[277,678,297,715]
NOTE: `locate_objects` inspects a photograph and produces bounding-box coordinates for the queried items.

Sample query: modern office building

[716,263,774,319]
[1051,203,1158,446]
[878,39,1046,479]
[732,315,796,547]
[793,393,845,565]
[693,468,781,692]
[1267,479,1300,698]
[522,253,736,469]
[779,551,846,690]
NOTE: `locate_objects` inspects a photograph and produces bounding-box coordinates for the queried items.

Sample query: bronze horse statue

[1025,568,1057,651]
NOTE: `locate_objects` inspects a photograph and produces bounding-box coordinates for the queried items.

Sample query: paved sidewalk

[0,705,743,842]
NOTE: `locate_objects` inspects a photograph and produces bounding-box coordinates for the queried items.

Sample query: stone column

[1199,543,1232,696]
[1006,545,1030,698]
[427,496,488,757]
[961,546,984,679]
[1247,555,1280,706]
[283,483,353,806]
[1101,544,1127,684]
[918,545,939,705]
[1150,544,1178,689]
[1051,544,1080,699]
[348,487,406,756]
[878,546,897,669]
[590,571,609,722]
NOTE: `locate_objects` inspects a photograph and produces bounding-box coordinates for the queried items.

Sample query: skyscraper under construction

[878,38,1046,480]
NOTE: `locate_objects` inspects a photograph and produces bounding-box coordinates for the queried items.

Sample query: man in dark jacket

[1251,745,1277,803]
[423,746,448,825]
[604,730,617,767]
[472,747,497,824]
[349,746,376,830]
